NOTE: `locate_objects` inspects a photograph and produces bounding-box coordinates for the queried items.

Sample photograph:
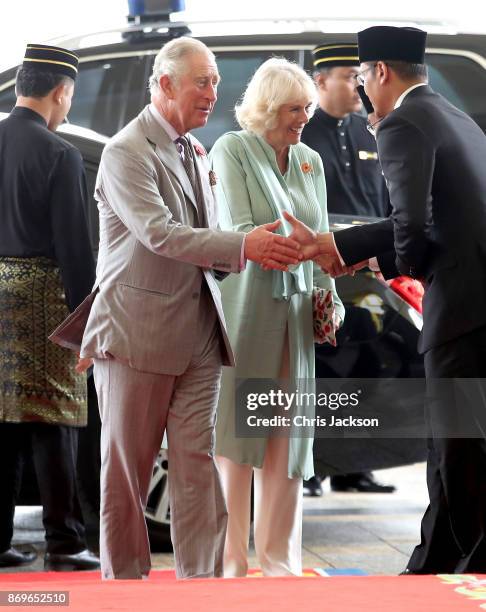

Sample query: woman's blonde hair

[235,57,317,136]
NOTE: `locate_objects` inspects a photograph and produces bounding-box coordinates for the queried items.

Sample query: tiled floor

[4,463,428,575]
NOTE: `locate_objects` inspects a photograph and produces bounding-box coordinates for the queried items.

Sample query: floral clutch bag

[312,287,337,346]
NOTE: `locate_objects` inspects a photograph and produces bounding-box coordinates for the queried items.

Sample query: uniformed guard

[301,42,394,497]
[301,42,389,218]
[0,44,99,570]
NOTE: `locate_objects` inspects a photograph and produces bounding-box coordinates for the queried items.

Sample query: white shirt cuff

[239,235,246,271]
[368,257,380,272]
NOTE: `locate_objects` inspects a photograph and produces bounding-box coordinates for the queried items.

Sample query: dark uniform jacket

[301,107,389,217]
[0,107,94,311]
[334,85,486,354]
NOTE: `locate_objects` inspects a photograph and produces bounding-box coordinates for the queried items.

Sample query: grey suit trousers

[93,290,227,579]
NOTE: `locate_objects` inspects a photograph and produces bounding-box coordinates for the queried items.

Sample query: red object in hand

[389,276,424,313]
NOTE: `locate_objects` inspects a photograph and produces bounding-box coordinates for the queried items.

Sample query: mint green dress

[210,131,344,479]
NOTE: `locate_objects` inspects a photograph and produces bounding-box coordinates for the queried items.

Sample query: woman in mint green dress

[210,58,344,577]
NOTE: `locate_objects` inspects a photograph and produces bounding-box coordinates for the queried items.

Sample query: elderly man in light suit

[51,37,302,580]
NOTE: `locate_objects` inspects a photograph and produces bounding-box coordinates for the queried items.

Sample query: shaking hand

[245,219,302,271]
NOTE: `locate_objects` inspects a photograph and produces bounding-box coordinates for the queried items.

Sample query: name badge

[358,150,378,161]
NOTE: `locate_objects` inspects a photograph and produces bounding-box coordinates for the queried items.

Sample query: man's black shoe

[0,547,37,567]
[44,549,100,572]
[303,475,323,497]
[331,472,396,493]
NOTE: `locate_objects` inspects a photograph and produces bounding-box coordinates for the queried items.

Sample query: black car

[1,16,486,145]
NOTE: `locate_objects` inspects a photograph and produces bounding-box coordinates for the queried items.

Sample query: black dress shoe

[44,549,100,572]
[0,547,37,567]
[303,475,323,497]
[331,472,396,493]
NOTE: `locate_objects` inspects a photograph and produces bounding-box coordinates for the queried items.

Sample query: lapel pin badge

[194,143,206,157]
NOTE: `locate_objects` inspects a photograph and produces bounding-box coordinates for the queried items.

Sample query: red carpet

[1,571,486,611]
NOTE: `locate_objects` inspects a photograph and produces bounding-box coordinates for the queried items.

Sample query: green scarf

[230,131,310,301]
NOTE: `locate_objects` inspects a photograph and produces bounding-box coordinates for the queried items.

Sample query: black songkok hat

[358,26,427,64]
[22,44,79,80]
[312,43,359,69]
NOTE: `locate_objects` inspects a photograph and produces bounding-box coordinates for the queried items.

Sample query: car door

[426,49,486,132]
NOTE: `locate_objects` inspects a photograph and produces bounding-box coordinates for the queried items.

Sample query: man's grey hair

[149,36,215,95]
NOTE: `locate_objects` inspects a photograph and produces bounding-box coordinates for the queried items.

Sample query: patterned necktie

[176,136,199,199]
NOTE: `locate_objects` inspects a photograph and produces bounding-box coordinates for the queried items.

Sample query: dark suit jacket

[334,85,486,353]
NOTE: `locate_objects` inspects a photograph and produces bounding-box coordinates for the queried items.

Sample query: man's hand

[245,220,302,271]
[315,256,370,278]
[314,254,349,277]
[282,212,342,262]
[315,231,340,257]
[281,211,318,259]
[350,259,371,274]
[282,211,323,260]
[282,211,354,276]
[75,356,93,374]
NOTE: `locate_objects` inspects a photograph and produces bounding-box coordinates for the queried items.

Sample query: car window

[69,55,149,136]
[0,84,16,113]
[427,53,486,130]
[143,49,300,150]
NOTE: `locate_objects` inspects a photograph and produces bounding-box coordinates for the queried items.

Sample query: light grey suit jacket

[50,106,244,375]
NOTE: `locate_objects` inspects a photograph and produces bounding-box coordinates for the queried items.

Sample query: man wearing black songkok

[291,25,486,574]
